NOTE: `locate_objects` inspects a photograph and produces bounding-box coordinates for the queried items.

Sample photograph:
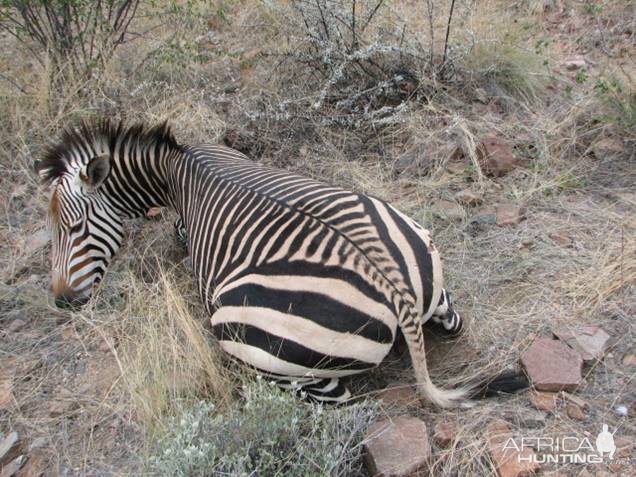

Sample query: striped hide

[36,120,466,407]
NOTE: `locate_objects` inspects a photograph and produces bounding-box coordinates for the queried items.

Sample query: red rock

[476,136,516,177]
[433,421,456,448]
[446,160,467,175]
[48,397,78,418]
[378,384,418,408]
[364,415,431,476]
[608,462,624,473]
[454,190,482,207]
[496,205,526,226]
[566,402,586,421]
[60,326,77,341]
[520,338,583,392]
[591,137,623,160]
[528,391,558,412]
[0,368,13,411]
[561,392,588,410]
[488,419,511,437]
[552,326,610,363]
[7,320,26,333]
[487,420,539,477]
[432,200,466,221]
[0,456,25,477]
[548,232,572,247]
[99,341,111,353]
[614,436,632,458]
[145,207,162,218]
[623,354,636,366]
[15,450,47,477]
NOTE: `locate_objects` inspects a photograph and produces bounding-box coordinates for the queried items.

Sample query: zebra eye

[69,221,83,234]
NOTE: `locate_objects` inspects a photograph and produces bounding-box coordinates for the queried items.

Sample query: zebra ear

[82,154,111,188]
[34,160,48,181]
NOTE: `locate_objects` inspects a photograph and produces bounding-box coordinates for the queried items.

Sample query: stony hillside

[0,1,634,476]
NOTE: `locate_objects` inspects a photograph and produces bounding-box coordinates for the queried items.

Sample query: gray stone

[552,326,610,363]
[520,338,583,392]
[393,148,431,176]
[471,207,497,225]
[0,432,19,466]
[563,57,586,70]
[27,438,48,452]
[364,415,431,476]
[7,320,26,333]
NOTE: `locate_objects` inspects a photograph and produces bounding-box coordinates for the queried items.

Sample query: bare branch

[442,0,457,66]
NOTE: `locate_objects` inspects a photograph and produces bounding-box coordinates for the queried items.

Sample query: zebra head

[36,130,123,309]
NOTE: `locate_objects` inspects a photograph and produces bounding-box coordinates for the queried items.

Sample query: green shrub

[152,377,379,477]
[594,78,636,136]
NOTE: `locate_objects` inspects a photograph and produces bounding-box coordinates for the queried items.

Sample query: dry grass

[1,0,635,475]
[111,268,233,433]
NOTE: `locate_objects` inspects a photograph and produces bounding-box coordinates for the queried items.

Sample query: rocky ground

[1,1,634,476]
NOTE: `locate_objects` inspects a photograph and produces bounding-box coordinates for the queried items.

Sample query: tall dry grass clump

[112,267,232,434]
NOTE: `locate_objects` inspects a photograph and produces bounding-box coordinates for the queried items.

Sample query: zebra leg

[173,216,187,248]
[272,375,352,404]
[303,378,352,403]
[429,288,463,336]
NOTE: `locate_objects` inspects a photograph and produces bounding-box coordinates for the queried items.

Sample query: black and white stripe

[36,121,468,407]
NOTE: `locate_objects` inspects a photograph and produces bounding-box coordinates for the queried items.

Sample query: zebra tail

[470,369,530,398]
[404,324,473,408]
[414,367,529,408]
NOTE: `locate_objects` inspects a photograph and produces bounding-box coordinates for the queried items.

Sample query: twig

[442,0,456,66]
[425,0,435,69]
[361,0,385,32]
[313,0,330,41]
[351,0,357,51]
[0,72,28,94]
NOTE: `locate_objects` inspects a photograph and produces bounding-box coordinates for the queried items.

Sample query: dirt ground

[0,1,634,476]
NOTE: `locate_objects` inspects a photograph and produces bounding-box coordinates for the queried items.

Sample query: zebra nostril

[55,294,89,310]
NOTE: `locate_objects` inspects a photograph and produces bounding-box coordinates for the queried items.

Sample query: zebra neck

[103,145,182,217]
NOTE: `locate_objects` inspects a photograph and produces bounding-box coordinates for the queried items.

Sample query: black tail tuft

[470,370,530,399]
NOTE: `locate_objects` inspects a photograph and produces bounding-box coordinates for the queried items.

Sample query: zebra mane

[36,119,184,184]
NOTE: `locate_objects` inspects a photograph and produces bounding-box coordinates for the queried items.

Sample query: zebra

[35,120,515,407]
